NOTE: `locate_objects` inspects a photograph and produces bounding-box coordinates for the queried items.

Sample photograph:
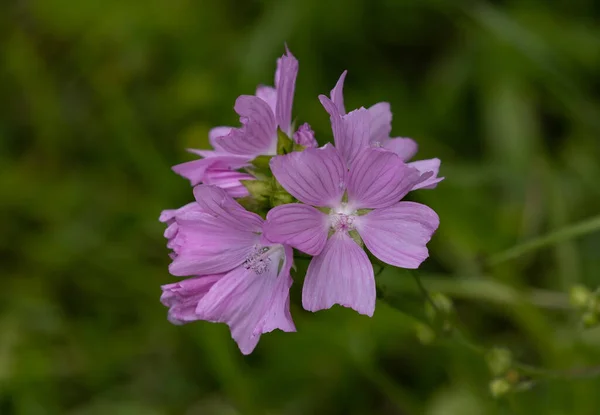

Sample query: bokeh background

[2,0,600,413]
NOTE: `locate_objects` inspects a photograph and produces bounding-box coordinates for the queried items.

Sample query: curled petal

[347,149,422,209]
[209,126,234,151]
[269,144,346,208]
[293,123,318,148]
[302,232,375,316]
[319,95,344,152]
[330,70,347,115]
[409,158,444,190]
[256,85,277,114]
[382,137,418,162]
[215,95,276,156]
[264,204,329,255]
[161,275,222,324]
[275,48,298,134]
[355,201,439,269]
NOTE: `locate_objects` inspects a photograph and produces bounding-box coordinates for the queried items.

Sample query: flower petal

[293,123,317,148]
[264,204,329,255]
[193,185,263,233]
[339,107,371,166]
[209,126,234,151]
[383,137,418,161]
[319,95,344,151]
[255,85,277,114]
[347,149,422,209]
[195,246,294,354]
[161,275,222,324]
[330,70,347,115]
[172,154,249,186]
[368,102,392,143]
[262,245,296,333]
[409,158,444,190]
[355,201,439,269]
[202,170,254,198]
[215,95,276,156]
[270,144,346,207]
[275,48,298,134]
[302,232,375,316]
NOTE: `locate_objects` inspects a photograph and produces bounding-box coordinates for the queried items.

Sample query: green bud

[582,311,598,328]
[570,285,592,309]
[415,323,435,345]
[241,180,270,204]
[425,292,454,322]
[489,378,511,398]
[486,348,513,376]
[276,128,294,155]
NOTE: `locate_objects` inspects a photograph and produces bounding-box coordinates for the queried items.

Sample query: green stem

[488,214,600,266]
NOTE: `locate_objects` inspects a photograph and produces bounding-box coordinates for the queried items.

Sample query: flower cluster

[159,47,443,354]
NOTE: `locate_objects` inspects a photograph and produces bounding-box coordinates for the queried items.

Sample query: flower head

[264,144,439,316]
[160,185,295,354]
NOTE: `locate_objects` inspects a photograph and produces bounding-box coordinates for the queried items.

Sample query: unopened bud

[486,348,513,376]
[425,292,454,322]
[570,285,592,309]
[489,378,511,398]
[415,323,435,345]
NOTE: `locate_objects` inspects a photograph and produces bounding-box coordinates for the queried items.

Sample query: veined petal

[382,137,418,162]
[302,232,375,316]
[340,107,371,167]
[209,126,234,151]
[269,144,346,208]
[161,275,222,324]
[330,70,347,115]
[195,246,294,355]
[368,102,392,143]
[319,95,344,151]
[275,48,298,134]
[215,95,276,156]
[193,185,263,233]
[355,201,439,269]
[172,154,249,186]
[262,245,296,333]
[347,149,422,209]
[202,170,254,198]
[409,158,444,190]
[256,85,277,114]
[264,204,329,255]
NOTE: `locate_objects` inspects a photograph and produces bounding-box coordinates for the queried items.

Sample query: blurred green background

[2,0,600,413]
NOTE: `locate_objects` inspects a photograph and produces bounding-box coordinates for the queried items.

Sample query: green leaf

[276,128,294,155]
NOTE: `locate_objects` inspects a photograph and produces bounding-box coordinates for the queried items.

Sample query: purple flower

[264,144,439,317]
[293,122,318,148]
[160,185,295,354]
[172,47,315,197]
[319,71,444,190]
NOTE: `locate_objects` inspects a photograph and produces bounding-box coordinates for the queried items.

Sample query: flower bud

[415,323,436,345]
[486,348,513,376]
[570,285,592,309]
[489,378,511,398]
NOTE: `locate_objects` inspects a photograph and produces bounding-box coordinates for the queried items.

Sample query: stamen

[243,246,272,274]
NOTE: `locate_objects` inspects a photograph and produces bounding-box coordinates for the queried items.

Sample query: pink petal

[269,144,346,208]
[275,48,298,134]
[319,95,344,153]
[195,246,295,355]
[382,137,418,162]
[215,95,276,156]
[355,201,439,269]
[330,70,347,115]
[193,185,263,233]
[255,85,277,114]
[339,107,371,167]
[302,232,375,316]
[264,204,329,255]
[202,170,254,198]
[161,275,222,324]
[172,154,249,186]
[347,149,423,209]
[409,158,444,190]
[209,126,234,151]
[368,102,392,143]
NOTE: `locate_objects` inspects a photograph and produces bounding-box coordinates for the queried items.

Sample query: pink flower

[172,47,316,197]
[160,185,295,354]
[319,71,444,190]
[264,144,439,317]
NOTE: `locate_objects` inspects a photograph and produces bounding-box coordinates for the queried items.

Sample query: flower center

[243,244,283,275]
[329,203,357,232]
[370,140,384,148]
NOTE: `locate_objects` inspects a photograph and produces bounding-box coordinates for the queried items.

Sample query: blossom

[264,144,439,317]
[160,185,295,354]
[172,47,315,197]
[319,71,443,190]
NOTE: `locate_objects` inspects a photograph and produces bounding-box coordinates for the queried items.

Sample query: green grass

[1,0,600,413]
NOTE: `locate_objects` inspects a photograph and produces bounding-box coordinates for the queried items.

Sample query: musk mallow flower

[160,184,295,354]
[172,47,316,197]
[319,71,443,190]
[264,144,439,317]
